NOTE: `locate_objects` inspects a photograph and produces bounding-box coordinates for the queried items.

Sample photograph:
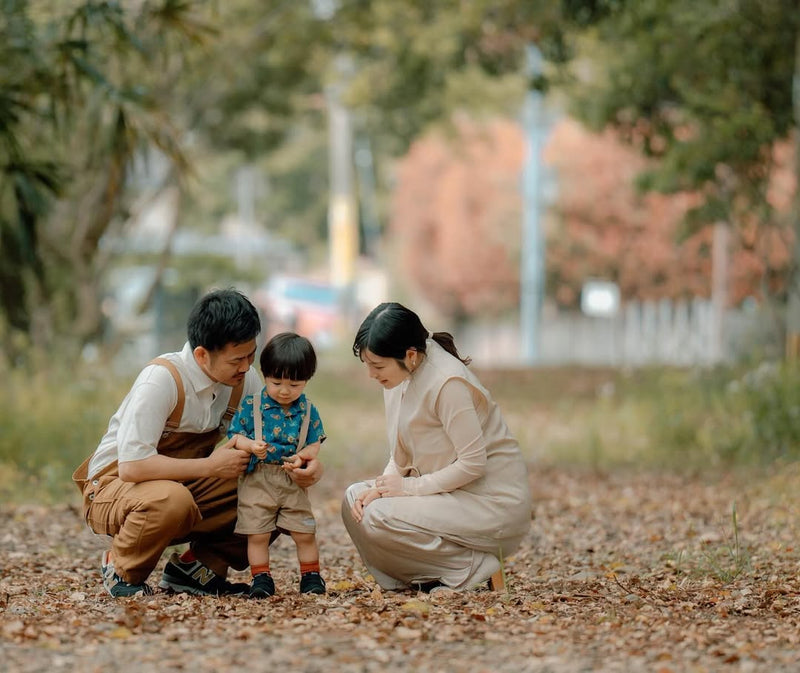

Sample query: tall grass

[2,351,799,504]
[0,348,392,505]
[0,367,128,504]
[530,360,800,471]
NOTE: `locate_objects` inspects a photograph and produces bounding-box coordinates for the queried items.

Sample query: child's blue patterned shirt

[228,390,325,473]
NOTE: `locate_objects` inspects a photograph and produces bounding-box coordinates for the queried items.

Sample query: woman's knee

[342,481,368,508]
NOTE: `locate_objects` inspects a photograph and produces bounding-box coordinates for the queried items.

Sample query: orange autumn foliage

[389,116,793,317]
[543,119,793,308]
[390,116,524,317]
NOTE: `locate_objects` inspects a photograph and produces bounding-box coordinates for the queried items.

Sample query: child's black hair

[260,332,317,381]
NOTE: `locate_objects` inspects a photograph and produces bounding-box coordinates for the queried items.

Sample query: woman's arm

[376,378,487,498]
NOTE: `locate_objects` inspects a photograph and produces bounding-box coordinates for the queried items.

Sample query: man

[73,288,323,597]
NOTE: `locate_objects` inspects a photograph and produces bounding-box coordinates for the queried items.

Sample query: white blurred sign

[581,280,620,318]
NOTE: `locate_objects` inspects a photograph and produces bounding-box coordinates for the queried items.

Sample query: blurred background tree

[543,120,791,308]
[0,1,205,361]
[390,117,524,322]
[2,0,800,359]
[557,0,800,339]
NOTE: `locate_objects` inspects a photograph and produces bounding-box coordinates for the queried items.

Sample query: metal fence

[459,299,782,368]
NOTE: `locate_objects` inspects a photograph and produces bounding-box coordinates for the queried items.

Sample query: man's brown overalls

[72,359,248,585]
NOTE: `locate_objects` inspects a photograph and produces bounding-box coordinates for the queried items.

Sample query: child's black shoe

[299,571,326,594]
[249,572,275,598]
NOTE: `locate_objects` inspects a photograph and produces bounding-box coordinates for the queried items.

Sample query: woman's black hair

[352,302,470,366]
[260,332,317,381]
[187,288,261,352]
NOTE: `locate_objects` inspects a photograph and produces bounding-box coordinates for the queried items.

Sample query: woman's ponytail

[431,331,471,365]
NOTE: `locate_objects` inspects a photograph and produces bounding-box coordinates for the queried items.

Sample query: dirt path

[2,466,800,672]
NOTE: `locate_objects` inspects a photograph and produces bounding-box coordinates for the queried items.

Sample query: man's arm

[118,435,250,482]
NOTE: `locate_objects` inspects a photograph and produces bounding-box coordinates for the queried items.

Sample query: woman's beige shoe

[488,569,505,592]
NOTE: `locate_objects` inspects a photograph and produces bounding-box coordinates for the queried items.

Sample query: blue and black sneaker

[159,552,249,596]
[101,551,154,598]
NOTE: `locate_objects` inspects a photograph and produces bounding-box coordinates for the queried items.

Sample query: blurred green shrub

[3,353,799,503]
[567,361,800,470]
[0,366,128,504]
[0,351,389,505]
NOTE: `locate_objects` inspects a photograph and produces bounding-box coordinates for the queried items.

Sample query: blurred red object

[255,275,342,349]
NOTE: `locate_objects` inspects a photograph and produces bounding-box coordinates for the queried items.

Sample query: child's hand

[282,443,319,472]
[251,441,268,460]
[281,454,305,471]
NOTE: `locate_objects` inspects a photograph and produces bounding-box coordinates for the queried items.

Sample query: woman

[341,302,532,592]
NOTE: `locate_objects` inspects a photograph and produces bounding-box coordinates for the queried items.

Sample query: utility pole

[354,133,381,259]
[326,75,358,293]
[313,1,359,314]
[520,44,546,365]
[710,221,729,362]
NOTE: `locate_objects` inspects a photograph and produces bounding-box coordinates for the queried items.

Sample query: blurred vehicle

[255,275,343,350]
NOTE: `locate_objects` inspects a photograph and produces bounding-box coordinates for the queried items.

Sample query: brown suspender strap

[225,380,244,422]
[149,358,184,430]
[73,357,184,492]
[74,358,239,494]
[149,357,243,430]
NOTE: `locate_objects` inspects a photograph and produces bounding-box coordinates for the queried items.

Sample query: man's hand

[207,439,250,479]
[286,456,323,488]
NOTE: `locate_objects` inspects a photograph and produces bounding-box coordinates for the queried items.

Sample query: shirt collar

[261,392,307,415]
[178,341,221,394]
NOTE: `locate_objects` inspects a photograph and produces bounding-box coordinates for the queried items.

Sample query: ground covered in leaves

[3,465,800,672]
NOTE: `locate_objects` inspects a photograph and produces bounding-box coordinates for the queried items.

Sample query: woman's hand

[351,487,382,523]
[375,473,405,498]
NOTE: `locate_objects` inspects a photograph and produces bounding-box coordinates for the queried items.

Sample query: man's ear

[193,345,210,368]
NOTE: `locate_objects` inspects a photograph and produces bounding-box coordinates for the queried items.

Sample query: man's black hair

[260,332,317,381]
[187,288,261,352]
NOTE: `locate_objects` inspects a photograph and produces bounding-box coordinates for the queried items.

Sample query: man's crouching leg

[88,478,201,597]
[158,476,249,596]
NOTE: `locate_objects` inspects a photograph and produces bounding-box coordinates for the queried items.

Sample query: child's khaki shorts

[235,463,317,535]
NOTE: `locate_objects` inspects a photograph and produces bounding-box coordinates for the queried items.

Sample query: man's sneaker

[158,552,249,596]
[249,572,275,598]
[100,550,153,598]
[299,571,326,595]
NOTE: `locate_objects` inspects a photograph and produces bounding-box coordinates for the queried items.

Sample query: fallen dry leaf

[2,467,800,672]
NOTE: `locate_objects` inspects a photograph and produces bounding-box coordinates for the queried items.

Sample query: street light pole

[326,75,358,293]
[313,1,359,318]
[520,44,546,365]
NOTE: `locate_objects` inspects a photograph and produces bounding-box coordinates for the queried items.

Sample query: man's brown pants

[80,466,247,585]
